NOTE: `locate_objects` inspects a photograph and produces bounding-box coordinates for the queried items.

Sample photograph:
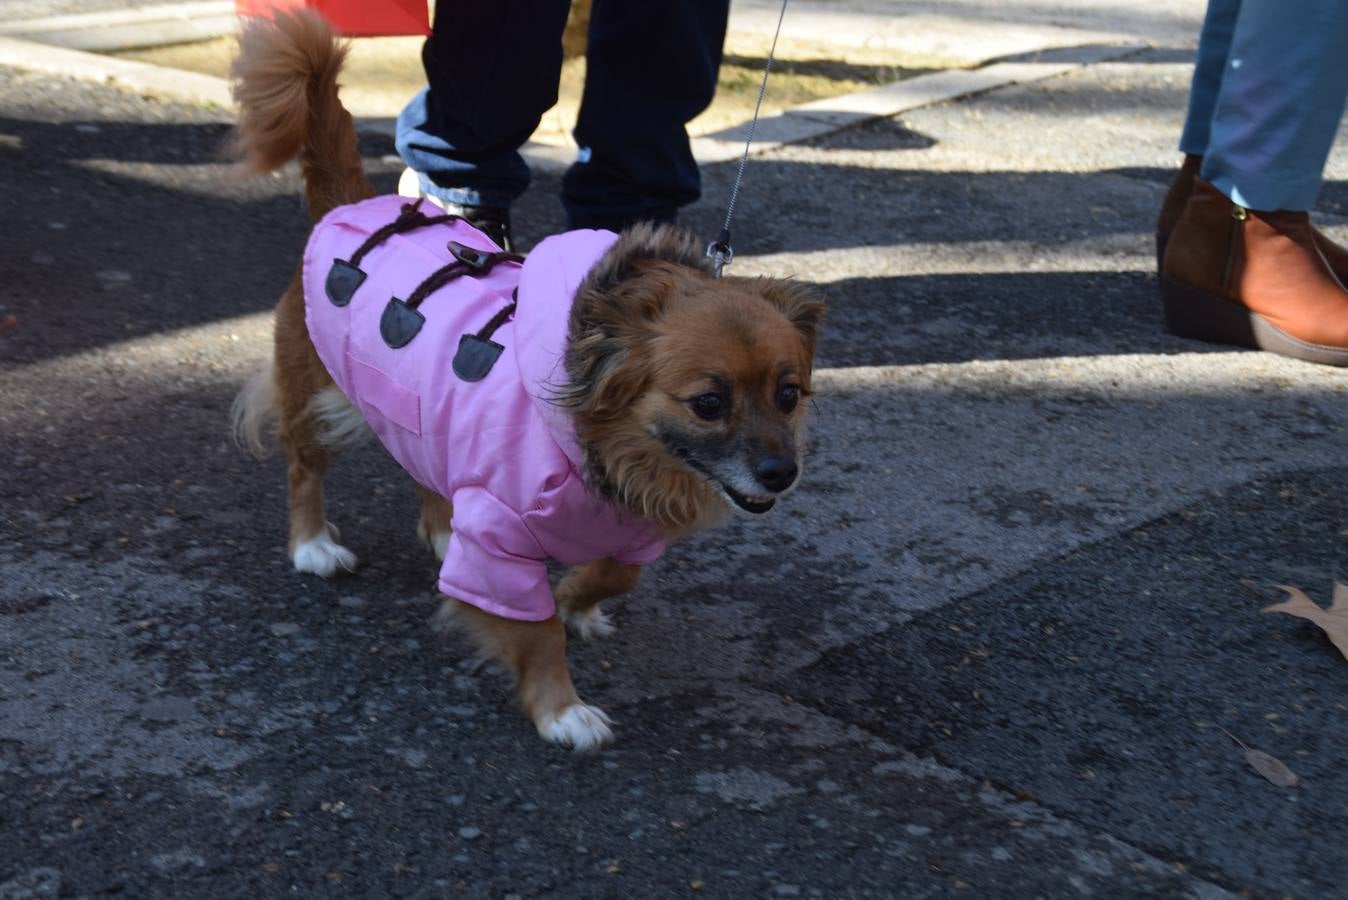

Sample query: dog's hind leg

[273,276,357,577]
[443,602,613,750]
[555,558,641,640]
[415,485,453,561]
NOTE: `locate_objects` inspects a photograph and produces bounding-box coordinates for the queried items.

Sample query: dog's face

[635,280,816,514]
[562,225,824,533]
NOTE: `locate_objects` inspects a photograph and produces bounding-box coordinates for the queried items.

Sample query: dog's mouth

[721,484,776,515]
[678,453,777,515]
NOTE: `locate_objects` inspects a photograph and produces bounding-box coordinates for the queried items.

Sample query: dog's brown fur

[230,10,824,749]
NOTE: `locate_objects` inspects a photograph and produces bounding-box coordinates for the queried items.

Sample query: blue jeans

[1179,0,1348,210]
[396,0,730,230]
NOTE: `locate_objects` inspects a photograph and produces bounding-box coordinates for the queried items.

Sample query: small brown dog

[230,10,824,749]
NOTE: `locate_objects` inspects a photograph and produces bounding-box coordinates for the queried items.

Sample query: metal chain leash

[706,0,790,277]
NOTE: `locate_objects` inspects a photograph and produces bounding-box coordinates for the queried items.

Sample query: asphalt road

[3,16,1348,900]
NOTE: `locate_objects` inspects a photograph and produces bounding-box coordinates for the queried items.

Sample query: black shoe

[397,166,514,251]
[442,202,513,252]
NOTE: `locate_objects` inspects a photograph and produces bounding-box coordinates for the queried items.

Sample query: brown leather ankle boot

[1155,154,1202,271]
[1161,179,1348,366]
[1156,155,1348,282]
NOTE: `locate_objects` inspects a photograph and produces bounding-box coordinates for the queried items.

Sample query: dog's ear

[564,223,710,416]
[746,277,827,361]
[565,262,685,417]
[562,313,649,418]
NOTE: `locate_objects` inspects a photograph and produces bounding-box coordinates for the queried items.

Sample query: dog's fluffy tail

[231,359,278,458]
[230,9,374,220]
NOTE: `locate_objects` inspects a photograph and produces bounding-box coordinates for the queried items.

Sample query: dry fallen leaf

[1261,582,1348,662]
[1242,748,1299,788]
[1216,726,1299,788]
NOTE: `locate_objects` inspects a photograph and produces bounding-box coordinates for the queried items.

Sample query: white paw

[561,606,615,640]
[416,521,450,561]
[537,703,613,751]
[292,530,358,578]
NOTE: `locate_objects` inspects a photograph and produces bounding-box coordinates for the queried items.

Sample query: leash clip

[705,227,733,278]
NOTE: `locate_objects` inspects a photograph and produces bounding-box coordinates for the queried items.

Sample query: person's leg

[1202,0,1348,210]
[396,0,571,212]
[1161,0,1348,365]
[562,0,730,230]
[1157,0,1241,268]
[1178,0,1242,157]
[1160,0,1348,278]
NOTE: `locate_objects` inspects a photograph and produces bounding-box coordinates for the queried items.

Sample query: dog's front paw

[560,606,615,640]
[537,703,613,751]
[292,528,358,578]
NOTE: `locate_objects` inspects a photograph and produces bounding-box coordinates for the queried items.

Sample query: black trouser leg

[562,0,730,230]
[396,0,572,208]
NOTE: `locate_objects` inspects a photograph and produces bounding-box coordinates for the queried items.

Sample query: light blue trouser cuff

[394,88,526,210]
[413,172,482,210]
[1206,168,1328,212]
[1178,0,1348,211]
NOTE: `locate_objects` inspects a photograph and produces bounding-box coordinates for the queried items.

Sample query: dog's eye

[777,384,801,413]
[691,393,724,421]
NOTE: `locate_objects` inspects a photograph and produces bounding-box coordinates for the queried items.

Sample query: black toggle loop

[404,249,526,312]
[452,334,505,382]
[449,241,526,270]
[452,299,517,382]
[325,259,366,307]
[380,298,426,348]
[404,261,470,312]
[448,240,490,270]
[375,241,525,351]
[477,300,517,340]
[329,203,484,310]
[347,203,467,269]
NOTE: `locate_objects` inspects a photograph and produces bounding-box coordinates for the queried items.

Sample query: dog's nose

[754,456,798,493]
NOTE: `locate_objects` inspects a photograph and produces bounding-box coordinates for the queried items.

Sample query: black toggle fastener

[325,200,469,308]
[380,298,426,349]
[452,293,518,382]
[325,259,366,307]
[374,240,524,350]
[452,333,504,382]
[447,240,491,270]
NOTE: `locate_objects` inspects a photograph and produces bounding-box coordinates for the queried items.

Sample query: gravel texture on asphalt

[4,26,1348,898]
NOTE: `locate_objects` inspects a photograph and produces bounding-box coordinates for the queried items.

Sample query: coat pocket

[346,352,421,436]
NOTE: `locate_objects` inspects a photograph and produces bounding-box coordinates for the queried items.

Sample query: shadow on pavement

[812,269,1224,367]
[4,109,1344,369]
[783,465,1348,896]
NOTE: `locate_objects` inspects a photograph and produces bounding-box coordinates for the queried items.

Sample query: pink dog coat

[302,195,665,621]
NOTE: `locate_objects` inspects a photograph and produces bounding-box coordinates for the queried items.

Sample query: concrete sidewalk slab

[735,0,1206,50]
[731,2,1137,66]
[785,47,1147,128]
[0,1,230,35]
[0,1,235,52]
[0,34,232,106]
[692,45,1146,163]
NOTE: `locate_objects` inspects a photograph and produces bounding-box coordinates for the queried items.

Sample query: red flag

[235,0,430,37]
